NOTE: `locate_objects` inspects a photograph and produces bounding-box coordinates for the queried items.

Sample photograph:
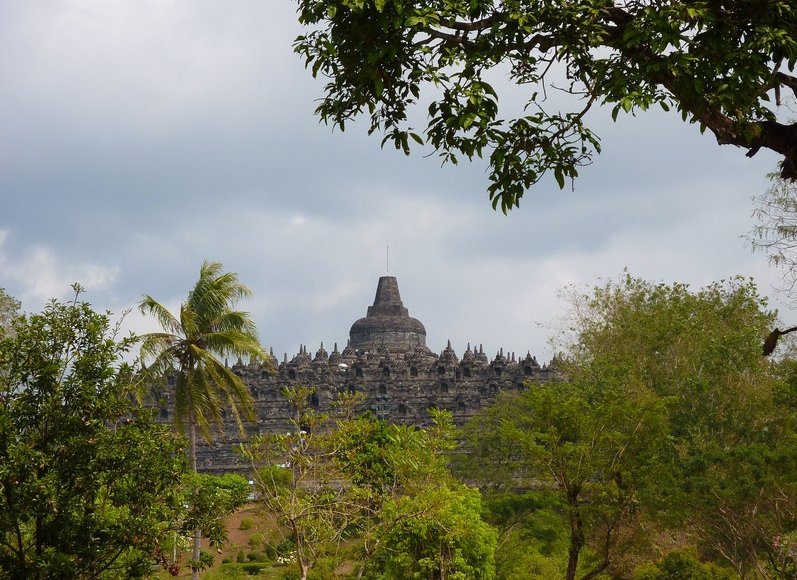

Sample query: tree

[463,275,797,578]
[336,407,498,579]
[243,390,498,580]
[463,381,668,580]
[751,174,797,299]
[0,288,21,336]
[559,275,797,578]
[138,261,265,578]
[296,0,797,211]
[0,286,190,579]
[243,387,352,580]
[363,483,498,580]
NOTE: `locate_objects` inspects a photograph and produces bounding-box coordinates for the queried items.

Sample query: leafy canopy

[139,260,265,442]
[557,275,794,576]
[0,287,191,579]
[751,174,797,299]
[243,389,497,580]
[296,0,797,211]
[462,274,795,578]
[0,288,21,336]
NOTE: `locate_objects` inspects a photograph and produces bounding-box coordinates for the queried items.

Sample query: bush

[279,568,301,580]
[239,517,254,531]
[263,540,278,560]
[257,465,292,490]
[248,532,265,550]
[222,556,232,564]
[633,548,736,579]
[240,562,270,575]
[236,550,246,563]
[247,551,266,562]
[308,556,339,579]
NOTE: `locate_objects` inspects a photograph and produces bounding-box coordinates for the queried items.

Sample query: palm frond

[173,372,190,434]
[201,355,255,420]
[179,303,199,340]
[210,310,258,336]
[190,364,225,442]
[138,261,259,447]
[203,330,264,359]
[188,261,253,324]
[139,347,180,379]
[138,333,180,363]
[138,296,182,336]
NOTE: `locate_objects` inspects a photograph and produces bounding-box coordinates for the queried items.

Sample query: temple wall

[151,345,555,475]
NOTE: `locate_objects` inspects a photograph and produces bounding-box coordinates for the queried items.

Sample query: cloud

[0,231,119,309]
[0,0,790,368]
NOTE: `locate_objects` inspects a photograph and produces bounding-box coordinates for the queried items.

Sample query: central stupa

[348,276,427,352]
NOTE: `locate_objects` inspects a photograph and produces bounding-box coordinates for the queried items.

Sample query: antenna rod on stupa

[386,245,390,274]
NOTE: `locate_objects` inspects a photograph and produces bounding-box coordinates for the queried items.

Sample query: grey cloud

[0,0,789,366]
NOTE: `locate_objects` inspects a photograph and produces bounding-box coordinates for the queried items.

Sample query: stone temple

[152,276,555,473]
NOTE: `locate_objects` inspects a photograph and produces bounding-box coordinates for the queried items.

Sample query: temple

[152,275,555,473]
[349,275,427,352]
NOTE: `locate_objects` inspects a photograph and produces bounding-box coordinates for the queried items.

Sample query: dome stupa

[349,276,426,353]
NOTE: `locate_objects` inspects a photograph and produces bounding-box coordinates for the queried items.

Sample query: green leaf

[295,0,797,210]
[554,166,565,189]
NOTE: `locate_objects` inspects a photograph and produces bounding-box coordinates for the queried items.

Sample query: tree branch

[776,72,797,100]
[439,13,505,32]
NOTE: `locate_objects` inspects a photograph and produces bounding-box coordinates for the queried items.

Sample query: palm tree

[138,261,266,577]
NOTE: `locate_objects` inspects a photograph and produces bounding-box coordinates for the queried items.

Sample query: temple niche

[152,275,555,474]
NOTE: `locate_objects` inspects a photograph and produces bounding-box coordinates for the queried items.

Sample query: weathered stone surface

[349,276,427,352]
[149,276,554,474]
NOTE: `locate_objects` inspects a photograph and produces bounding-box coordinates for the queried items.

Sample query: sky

[0,1,790,363]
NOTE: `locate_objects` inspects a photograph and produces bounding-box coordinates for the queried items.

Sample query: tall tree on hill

[296,0,797,211]
[752,174,797,298]
[0,288,21,336]
[462,275,795,578]
[138,260,265,578]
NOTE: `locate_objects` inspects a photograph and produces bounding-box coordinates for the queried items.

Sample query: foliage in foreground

[138,260,266,577]
[242,387,497,580]
[0,288,189,579]
[296,0,797,211]
[0,288,251,579]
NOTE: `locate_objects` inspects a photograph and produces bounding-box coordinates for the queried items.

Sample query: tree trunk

[190,417,201,580]
[566,489,584,580]
[298,555,309,580]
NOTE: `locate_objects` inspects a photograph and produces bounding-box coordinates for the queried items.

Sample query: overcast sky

[0,1,790,363]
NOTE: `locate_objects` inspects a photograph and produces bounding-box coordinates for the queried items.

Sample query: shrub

[279,568,301,580]
[247,551,266,562]
[263,541,278,560]
[248,532,265,550]
[236,550,246,563]
[633,548,736,579]
[240,562,270,575]
[239,517,254,531]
